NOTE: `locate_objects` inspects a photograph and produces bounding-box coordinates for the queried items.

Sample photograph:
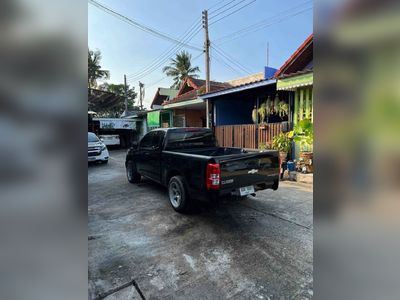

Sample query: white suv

[88,132,109,163]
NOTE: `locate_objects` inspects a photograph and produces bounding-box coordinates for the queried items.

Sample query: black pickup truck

[125,128,280,212]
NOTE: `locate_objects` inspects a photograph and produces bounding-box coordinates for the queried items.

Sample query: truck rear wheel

[168,176,191,213]
[126,161,141,183]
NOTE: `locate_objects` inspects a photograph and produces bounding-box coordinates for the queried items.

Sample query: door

[136,131,164,182]
[146,131,164,182]
[136,131,156,177]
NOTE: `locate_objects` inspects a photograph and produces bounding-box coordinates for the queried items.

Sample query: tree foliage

[88,49,110,89]
[162,51,200,89]
[94,83,138,118]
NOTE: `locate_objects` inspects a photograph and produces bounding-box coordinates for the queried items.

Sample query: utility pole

[138,81,144,110]
[202,10,210,92]
[202,10,211,128]
[124,74,128,115]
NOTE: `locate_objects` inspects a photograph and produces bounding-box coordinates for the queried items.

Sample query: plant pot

[299,151,313,173]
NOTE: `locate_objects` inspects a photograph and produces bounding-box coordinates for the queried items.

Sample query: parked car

[88,132,109,164]
[125,128,280,213]
[99,134,120,146]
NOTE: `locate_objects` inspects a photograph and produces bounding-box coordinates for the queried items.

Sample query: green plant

[258,102,267,123]
[252,106,258,124]
[292,118,313,150]
[272,132,291,153]
[279,101,288,117]
[258,142,271,151]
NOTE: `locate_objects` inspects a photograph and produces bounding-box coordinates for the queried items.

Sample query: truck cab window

[139,132,155,149]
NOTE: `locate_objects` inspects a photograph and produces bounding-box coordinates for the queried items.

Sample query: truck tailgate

[218,151,279,191]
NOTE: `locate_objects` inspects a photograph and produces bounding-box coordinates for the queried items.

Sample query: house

[150,87,178,109]
[146,87,179,129]
[161,77,231,127]
[199,67,295,150]
[275,34,313,157]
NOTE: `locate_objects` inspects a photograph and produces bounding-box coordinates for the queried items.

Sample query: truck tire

[126,161,141,183]
[168,176,192,213]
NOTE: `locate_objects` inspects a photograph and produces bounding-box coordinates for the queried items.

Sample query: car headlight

[100,144,106,151]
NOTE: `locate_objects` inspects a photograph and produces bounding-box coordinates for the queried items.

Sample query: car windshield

[165,129,216,150]
[88,132,99,143]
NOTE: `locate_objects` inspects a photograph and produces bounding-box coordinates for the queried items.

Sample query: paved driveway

[89,150,313,299]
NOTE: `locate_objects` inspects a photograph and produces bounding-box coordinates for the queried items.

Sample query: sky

[88,0,313,108]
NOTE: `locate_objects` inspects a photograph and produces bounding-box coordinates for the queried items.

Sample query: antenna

[266,42,269,68]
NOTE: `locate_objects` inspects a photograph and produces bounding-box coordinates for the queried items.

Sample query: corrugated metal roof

[199,78,276,99]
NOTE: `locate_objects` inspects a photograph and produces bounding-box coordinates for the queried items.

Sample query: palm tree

[162,51,200,89]
[88,49,110,89]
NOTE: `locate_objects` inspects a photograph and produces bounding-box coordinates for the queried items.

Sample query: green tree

[162,50,200,89]
[95,83,138,117]
[88,49,110,89]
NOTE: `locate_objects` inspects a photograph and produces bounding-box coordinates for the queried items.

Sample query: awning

[277,73,313,90]
[147,110,160,127]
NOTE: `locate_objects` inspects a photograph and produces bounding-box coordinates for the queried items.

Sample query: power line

[209,0,248,19]
[211,45,252,74]
[88,0,203,51]
[209,0,256,26]
[126,21,203,82]
[214,1,312,44]
[126,27,203,83]
[209,0,238,16]
[145,51,204,89]
[211,49,246,76]
[125,17,202,80]
[207,0,230,10]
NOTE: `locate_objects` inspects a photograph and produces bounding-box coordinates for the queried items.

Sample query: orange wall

[174,109,206,127]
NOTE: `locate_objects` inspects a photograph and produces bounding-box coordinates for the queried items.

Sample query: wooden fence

[214,123,287,149]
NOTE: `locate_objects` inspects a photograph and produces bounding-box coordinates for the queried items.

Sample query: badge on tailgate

[248,169,258,174]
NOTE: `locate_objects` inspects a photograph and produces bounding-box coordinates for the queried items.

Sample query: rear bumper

[191,175,279,202]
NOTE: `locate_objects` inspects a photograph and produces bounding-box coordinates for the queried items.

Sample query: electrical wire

[209,0,248,19]
[211,45,253,74]
[207,0,230,10]
[145,51,204,89]
[211,49,246,76]
[209,0,256,26]
[88,0,203,51]
[126,20,203,82]
[214,1,313,44]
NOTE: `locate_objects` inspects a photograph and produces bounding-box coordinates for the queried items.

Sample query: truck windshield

[165,130,216,150]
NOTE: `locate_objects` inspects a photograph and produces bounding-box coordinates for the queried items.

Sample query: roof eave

[199,79,276,99]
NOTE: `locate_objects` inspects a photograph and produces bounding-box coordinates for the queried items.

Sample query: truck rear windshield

[165,130,216,150]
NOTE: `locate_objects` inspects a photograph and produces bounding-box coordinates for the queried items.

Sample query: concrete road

[89,150,313,299]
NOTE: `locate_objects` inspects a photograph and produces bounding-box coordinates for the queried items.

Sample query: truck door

[136,131,164,182]
[145,131,164,182]
[136,131,156,178]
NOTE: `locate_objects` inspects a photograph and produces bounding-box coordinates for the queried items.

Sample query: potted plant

[292,118,313,172]
[272,132,291,163]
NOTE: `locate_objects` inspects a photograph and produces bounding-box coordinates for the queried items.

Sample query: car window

[139,132,156,149]
[165,130,216,150]
[88,132,99,143]
[153,131,166,148]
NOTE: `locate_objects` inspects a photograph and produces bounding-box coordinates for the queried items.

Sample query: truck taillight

[206,163,221,190]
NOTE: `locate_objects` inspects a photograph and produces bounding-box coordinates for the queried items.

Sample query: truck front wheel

[126,161,141,183]
[168,176,191,213]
